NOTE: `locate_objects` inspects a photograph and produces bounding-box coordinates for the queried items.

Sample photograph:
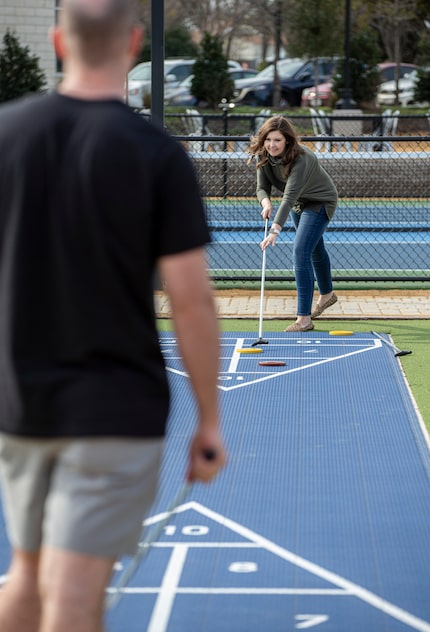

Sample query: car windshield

[130,61,193,82]
[129,64,151,81]
[383,70,417,88]
[379,64,416,82]
[181,75,193,87]
[257,60,304,80]
[164,62,182,72]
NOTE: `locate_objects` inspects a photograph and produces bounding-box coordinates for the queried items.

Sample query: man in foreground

[0,1,226,630]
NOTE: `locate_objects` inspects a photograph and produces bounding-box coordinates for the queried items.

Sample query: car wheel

[244,95,263,107]
[279,94,292,108]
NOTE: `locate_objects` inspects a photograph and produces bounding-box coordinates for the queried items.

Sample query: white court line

[146,541,261,547]
[180,502,430,632]
[143,501,430,632]
[147,544,188,632]
[395,346,430,454]
[226,338,244,373]
[219,337,380,346]
[166,341,381,390]
[162,338,382,378]
[217,343,380,391]
[116,587,349,596]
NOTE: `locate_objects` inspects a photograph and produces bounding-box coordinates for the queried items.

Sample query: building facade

[0,0,59,89]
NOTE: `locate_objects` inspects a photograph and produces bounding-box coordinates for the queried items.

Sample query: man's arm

[158,246,226,483]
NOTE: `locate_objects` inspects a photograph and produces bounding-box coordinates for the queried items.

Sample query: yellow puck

[236,348,263,354]
[329,330,354,336]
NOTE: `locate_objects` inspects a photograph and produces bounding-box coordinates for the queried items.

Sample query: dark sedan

[232,58,337,107]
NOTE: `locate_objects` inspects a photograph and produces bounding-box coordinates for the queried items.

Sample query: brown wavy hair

[247,115,304,176]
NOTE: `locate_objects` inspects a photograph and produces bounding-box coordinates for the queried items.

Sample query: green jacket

[256,145,338,227]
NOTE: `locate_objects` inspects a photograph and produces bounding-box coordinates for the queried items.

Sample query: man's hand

[187,426,226,483]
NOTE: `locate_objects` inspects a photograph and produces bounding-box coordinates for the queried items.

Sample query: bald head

[59,0,140,67]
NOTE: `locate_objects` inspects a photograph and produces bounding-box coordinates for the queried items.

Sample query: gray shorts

[0,434,164,557]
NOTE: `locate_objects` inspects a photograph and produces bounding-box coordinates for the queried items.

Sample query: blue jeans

[290,206,333,316]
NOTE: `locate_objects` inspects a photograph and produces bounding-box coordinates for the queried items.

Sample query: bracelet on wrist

[269,226,281,235]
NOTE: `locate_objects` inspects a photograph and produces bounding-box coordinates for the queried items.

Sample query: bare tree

[166,0,249,40]
[284,0,343,103]
[163,0,287,70]
[244,0,288,106]
[369,0,420,102]
[370,0,418,62]
[245,0,279,63]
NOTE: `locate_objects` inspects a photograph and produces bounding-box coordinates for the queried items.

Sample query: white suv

[127,59,196,108]
[127,59,242,108]
[376,70,420,106]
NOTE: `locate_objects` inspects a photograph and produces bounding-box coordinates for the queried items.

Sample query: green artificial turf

[157,318,430,434]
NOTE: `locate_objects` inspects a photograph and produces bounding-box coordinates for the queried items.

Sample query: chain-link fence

[166,111,430,282]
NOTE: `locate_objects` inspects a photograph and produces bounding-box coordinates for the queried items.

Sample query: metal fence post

[218,99,235,197]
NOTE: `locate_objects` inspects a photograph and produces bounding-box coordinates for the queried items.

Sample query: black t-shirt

[0,92,209,438]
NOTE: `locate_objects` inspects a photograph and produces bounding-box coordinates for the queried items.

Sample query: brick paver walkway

[155,290,429,320]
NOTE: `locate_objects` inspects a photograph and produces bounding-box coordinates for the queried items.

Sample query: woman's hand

[260,232,277,250]
[260,198,273,220]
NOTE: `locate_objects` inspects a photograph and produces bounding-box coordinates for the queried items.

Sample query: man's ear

[129,25,144,61]
[50,25,66,61]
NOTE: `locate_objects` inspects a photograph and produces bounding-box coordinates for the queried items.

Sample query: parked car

[300,81,333,107]
[376,69,420,106]
[232,58,337,107]
[127,59,195,107]
[165,68,258,106]
[301,62,418,108]
[378,62,417,82]
[229,68,259,82]
[127,59,243,108]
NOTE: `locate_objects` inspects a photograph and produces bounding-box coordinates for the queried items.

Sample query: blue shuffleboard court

[102,332,430,632]
[1,332,429,631]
